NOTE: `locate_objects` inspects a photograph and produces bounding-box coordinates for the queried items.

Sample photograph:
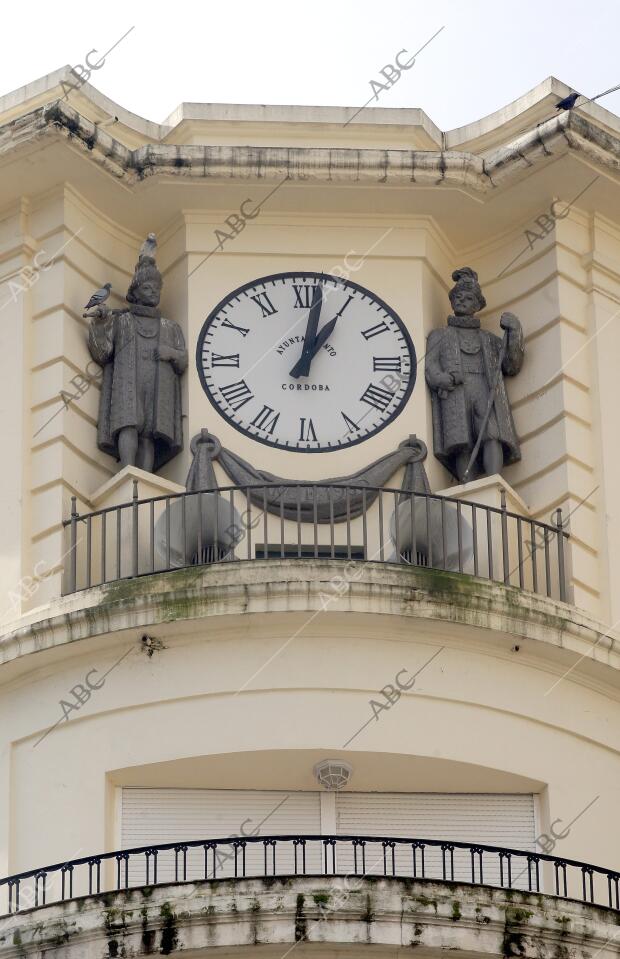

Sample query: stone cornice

[0,561,617,688]
[0,100,618,197]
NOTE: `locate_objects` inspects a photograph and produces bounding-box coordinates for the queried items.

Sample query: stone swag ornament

[85,234,188,473]
[425,267,524,483]
[186,428,431,524]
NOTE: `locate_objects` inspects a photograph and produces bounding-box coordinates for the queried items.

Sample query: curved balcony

[63,483,569,602]
[1,834,617,918]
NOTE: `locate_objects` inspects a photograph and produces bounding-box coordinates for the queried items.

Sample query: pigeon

[140,233,157,258]
[84,282,112,311]
[556,92,581,111]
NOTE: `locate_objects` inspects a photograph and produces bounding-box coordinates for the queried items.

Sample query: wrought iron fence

[1,834,617,916]
[63,482,568,602]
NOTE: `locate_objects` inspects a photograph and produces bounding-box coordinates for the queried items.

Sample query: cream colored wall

[452,203,614,619]
[585,215,620,625]
[0,200,30,628]
[0,179,616,620]
[0,609,618,880]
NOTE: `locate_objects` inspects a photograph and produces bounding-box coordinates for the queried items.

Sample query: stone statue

[425,267,524,483]
[86,235,188,473]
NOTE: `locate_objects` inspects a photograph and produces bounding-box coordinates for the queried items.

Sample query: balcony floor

[2,875,618,959]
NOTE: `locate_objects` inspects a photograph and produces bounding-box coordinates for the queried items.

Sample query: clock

[196,271,416,452]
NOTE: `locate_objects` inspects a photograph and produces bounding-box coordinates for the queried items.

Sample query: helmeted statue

[425,267,524,483]
[86,235,188,473]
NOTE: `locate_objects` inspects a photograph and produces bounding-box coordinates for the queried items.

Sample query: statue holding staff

[425,267,524,483]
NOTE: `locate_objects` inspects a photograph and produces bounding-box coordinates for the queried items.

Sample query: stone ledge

[0,100,619,196]
[1,875,618,959]
[0,561,617,682]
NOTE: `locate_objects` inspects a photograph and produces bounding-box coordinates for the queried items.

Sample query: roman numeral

[293,284,319,308]
[251,405,280,434]
[221,318,249,337]
[334,294,354,319]
[373,356,401,372]
[250,291,277,317]
[360,383,393,411]
[211,353,240,367]
[220,379,254,411]
[341,411,360,433]
[299,417,318,442]
[361,320,389,340]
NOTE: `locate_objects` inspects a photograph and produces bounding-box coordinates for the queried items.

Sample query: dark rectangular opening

[255,545,366,560]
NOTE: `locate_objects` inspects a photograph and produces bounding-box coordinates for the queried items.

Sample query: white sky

[3,0,620,130]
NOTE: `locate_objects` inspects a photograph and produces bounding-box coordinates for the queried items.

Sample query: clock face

[196,271,416,452]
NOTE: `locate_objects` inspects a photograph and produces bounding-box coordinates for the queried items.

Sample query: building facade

[0,69,620,958]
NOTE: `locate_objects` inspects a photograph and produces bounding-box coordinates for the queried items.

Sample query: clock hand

[290,283,323,379]
[290,293,353,379]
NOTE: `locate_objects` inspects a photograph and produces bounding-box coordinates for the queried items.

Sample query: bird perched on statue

[84,282,112,311]
[140,233,157,258]
[556,91,581,111]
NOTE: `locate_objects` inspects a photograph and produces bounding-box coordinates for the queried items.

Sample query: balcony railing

[1,834,617,916]
[63,482,568,602]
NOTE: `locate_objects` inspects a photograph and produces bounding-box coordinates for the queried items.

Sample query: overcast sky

[3,0,619,130]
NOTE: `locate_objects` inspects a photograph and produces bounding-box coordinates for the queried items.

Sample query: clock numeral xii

[293,284,319,308]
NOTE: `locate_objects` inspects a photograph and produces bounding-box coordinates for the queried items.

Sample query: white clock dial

[196,272,416,452]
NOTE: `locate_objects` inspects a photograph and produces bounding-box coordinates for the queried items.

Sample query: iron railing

[63,482,569,602]
[1,834,617,916]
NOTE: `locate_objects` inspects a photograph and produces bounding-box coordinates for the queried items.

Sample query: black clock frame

[195,270,417,453]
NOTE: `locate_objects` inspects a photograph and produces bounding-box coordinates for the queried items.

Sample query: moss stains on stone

[141,905,156,955]
[249,898,262,945]
[506,907,533,924]
[451,901,462,921]
[503,929,527,958]
[12,929,26,959]
[503,905,533,958]
[361,893,374,925]
[416,895,438,911]
[104,907,127,959]
[295,893,307,942]
[415,566,480,597]
[159,902,179,955]
[409,916,425,946]
[313,892,331,907]
[49,925,73,949]
[100,565,207,612]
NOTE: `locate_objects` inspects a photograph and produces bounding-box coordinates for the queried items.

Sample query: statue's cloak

[425,324,523,478]
[89,310,187,472]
